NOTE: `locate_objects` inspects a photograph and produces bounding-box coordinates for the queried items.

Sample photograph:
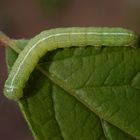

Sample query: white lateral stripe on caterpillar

[8,32,133,89]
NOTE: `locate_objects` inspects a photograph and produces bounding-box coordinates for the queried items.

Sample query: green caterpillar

[4,27,139,101]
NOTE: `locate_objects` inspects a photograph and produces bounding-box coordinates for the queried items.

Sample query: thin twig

[0,31,21,53]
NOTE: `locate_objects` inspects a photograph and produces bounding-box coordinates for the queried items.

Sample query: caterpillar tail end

[4,85,23,101]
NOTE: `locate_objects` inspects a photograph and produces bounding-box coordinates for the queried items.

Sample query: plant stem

[0,31,21,53]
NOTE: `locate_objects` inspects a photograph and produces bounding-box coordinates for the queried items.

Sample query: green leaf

[6,41,140,140]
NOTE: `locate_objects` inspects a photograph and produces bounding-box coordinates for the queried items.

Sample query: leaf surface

[6,41,140,140]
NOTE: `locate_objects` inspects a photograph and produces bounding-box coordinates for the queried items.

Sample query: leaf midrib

[36,65,137,140]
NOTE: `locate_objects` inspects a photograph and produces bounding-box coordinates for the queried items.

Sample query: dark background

[0,0,140,140]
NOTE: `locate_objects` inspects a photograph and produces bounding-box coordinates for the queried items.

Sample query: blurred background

[0,0,140,140]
